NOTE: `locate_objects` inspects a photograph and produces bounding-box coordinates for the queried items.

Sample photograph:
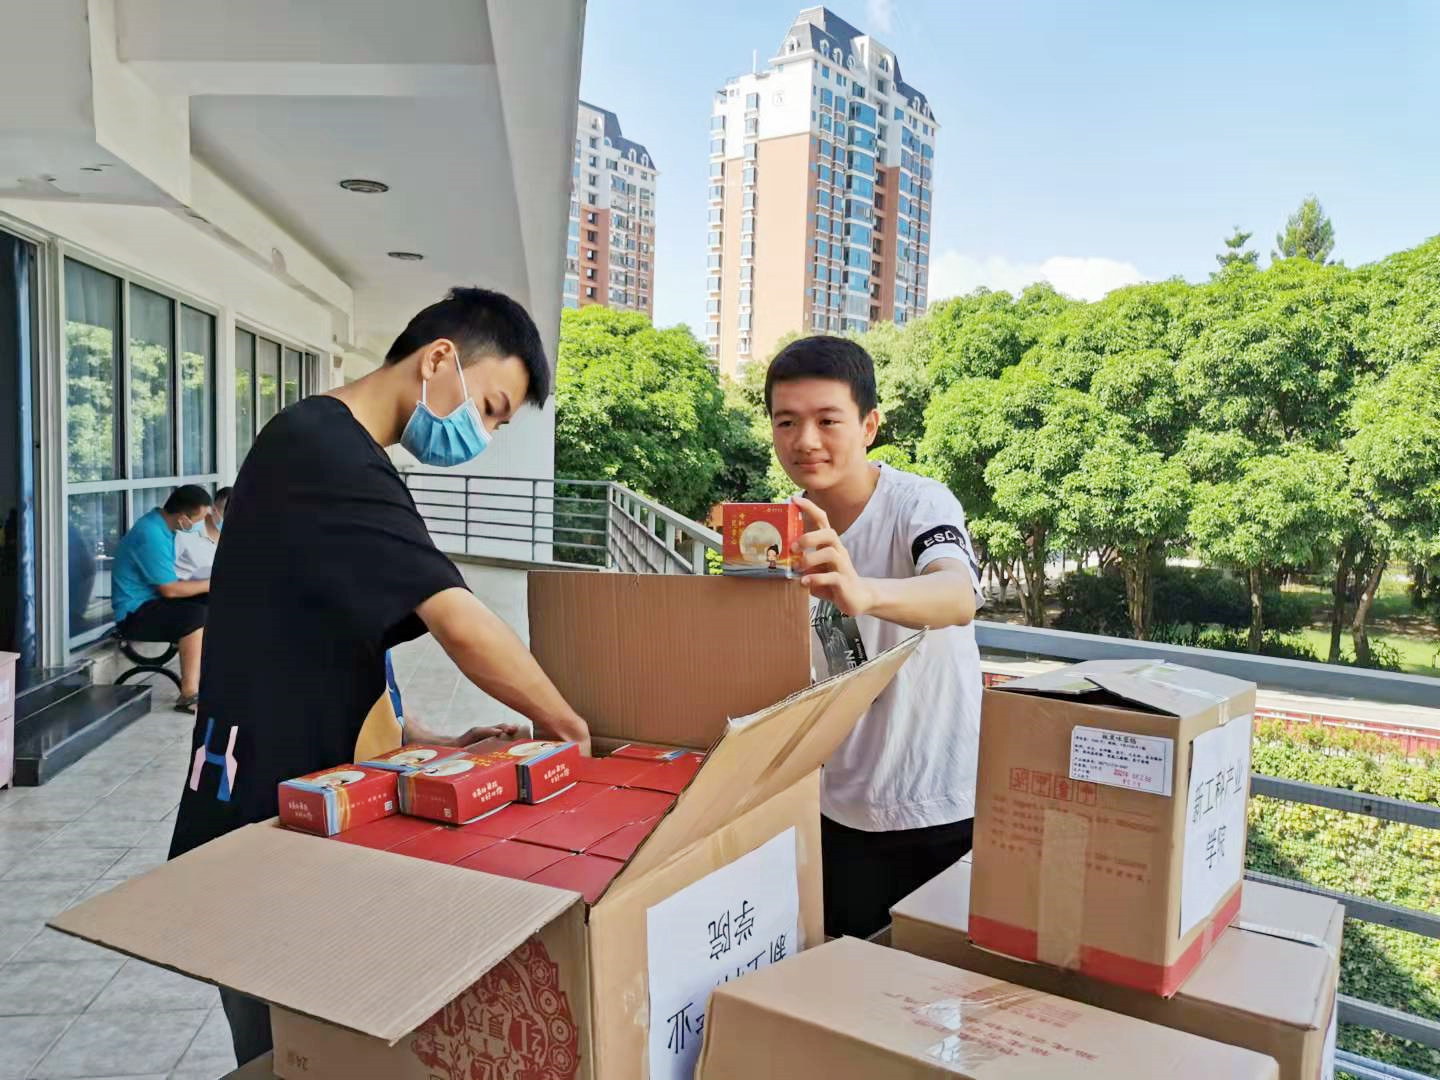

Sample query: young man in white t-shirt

[765,335,984,939]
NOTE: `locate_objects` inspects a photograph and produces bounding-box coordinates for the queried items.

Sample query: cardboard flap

[526,572,811,749]
[612,633,922,885]
[48,823,581,1044]
[999,659,1248,719]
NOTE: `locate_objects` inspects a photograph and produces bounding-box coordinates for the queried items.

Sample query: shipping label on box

[646,827,801,1080]
[722,503,804,577]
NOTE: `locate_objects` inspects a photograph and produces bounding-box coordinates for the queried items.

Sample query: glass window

[283,348,302,408]
[64,261,122,483]
[66,491,123,639]
[236,333,258,467]
[180,306,215,475]
[746,93,759,109]
[257,336,280,428]
[740,264,754,282]
[127,285,174,479]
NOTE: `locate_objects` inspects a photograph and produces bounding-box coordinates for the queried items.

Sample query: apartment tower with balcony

[564,102,658,315]
[706,7,937,374]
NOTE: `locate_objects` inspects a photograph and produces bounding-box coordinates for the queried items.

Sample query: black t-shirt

[169,396,464,858]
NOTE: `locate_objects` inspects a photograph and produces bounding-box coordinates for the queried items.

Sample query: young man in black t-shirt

[170,287,591,1066]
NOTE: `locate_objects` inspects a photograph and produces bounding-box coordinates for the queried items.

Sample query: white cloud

[866,0,895,34]
[927,251,1146,303]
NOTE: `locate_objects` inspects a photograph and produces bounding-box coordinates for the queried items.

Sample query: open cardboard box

[50,573,919,1080]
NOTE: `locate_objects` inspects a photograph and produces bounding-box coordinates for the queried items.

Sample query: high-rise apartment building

[564,102,658,315]
[707,7,937,374]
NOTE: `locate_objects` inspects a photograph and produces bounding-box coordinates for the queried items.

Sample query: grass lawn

[1282,573,1440,676]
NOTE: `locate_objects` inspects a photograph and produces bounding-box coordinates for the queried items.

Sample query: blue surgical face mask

[399,355,491,467]
[190,520,208,536]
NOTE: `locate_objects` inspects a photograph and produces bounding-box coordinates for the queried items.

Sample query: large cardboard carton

[970,659,1257,995]
[892,857,1341,1080]
[696,936,1278,1079]
[49,572,916,1080]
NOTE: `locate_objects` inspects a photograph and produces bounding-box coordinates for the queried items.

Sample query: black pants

[220,987,273,1067]
[821,814,974,940]
[119,594,207,641]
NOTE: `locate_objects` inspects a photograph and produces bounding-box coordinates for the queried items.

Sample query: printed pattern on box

[721,503,804,577]
[278,767,398,837]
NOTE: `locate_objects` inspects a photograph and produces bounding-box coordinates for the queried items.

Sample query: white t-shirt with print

[810,464,985,833]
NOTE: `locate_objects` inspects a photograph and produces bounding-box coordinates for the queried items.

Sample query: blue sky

[579,0,1439,333]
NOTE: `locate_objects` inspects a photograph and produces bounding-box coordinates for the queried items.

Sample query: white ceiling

[0,0,583,357]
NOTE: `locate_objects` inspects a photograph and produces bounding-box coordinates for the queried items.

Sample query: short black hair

[164,485,212,516]
[385,286,551,406]
[214,486,233,508]
[764,335,877,416]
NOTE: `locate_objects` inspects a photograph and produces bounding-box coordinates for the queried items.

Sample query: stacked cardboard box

[892,857,1340,1080]
[696,937,1279,1079]
[50,572,915,1080]
[968,659,1257,995]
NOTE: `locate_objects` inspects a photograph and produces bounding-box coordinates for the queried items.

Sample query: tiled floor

[0,708,234,1080]
[0,563,532,1079]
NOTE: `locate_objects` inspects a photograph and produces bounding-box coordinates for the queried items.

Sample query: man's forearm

[156,578,209,599]
[420,590,590,750]
[861,569,976,631]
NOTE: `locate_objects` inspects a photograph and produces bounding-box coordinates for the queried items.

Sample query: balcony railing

[403,469,719,575]
[404,469,1438,1079]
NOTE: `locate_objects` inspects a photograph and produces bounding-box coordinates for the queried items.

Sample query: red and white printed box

[399,752,517,824]
[359,744,461,774]
[468,737,580,804]
[608,743,687,762]
[722,502,805,577]
[279,766,398,837]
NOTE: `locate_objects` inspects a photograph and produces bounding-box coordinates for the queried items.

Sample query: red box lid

[456,839,570,880]
[527,853,626,905]
[332,815,438,851]
[574,756,661,787]
[585,818,662,861]
[517,787,675,853]
[628,752,705,795]
[458,782,611,839]
[389,828,501,866]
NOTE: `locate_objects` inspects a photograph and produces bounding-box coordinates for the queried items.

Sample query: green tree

[1059,429,1191,639]
[1190,449,1349,652]
[1273,195,1336,264]
[555,307,750,519]
[922,363,1105,626]
[858,319,933,459]
[1343,352,1440,664]
[1215,226,1259,270]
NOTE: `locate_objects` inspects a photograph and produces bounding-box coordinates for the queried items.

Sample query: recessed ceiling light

[387,251,424,261]
[339,178,389,194]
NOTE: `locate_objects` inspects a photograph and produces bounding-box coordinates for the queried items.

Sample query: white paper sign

[1179,714,1253,936]
[1069,726,1174,796]
[645,828,800,1080]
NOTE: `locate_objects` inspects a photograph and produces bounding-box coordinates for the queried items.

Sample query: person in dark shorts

[169,287,591,1067]
[111,484,213,711]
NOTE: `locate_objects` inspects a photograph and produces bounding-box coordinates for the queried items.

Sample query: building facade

[564,102,657,316]
[707,7,937,374]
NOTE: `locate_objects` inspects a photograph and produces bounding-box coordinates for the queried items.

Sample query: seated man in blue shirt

[112,484,213,711]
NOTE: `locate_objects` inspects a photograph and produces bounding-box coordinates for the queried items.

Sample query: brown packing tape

[1036,807,1089,970]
